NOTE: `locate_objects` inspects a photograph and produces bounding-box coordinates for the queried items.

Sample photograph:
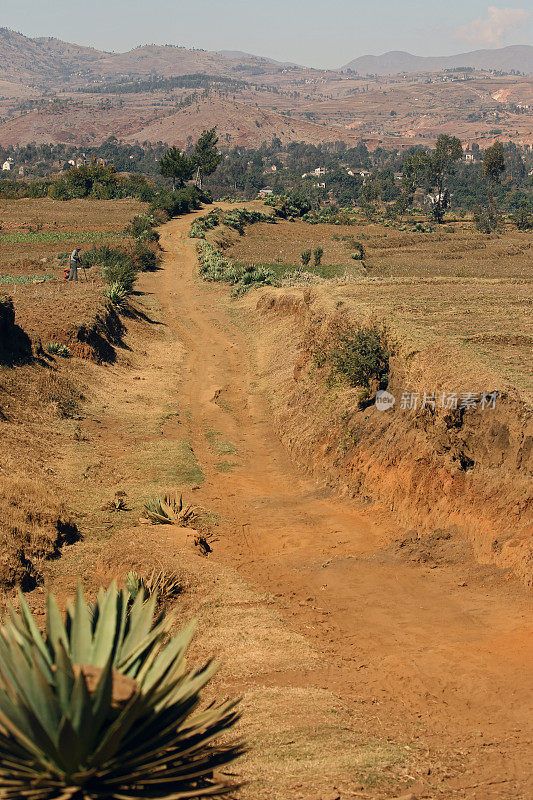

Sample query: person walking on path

[68,247,82,281]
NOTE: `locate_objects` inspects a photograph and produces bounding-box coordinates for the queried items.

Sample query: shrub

[0,584,242,800]
[190,207,274,239]
[102,260,137,291]
[46,342,71,357]
[84,245,138,291]
[473,204,500,233]
[272,191,312,219]
[222,207,273,234]
[510,199,533,231]
[351,241,366,260]
[149,185,207,219]
[197,242,276,295]
[189,208,222,238]
[48,180,71,201]
[328,325,389,391]
[301,249,312,267]
[313,246,324,267]
[129,241,161,272]
[124,214,160,243]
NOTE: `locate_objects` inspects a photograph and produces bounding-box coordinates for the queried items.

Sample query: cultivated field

[226,215,533,400]
[0,197,143,342]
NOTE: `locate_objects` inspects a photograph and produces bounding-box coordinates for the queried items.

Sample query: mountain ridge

[341,45,533,75]
[1,28,531,87]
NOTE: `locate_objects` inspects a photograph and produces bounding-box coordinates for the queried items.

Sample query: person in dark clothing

[68,248,82,281]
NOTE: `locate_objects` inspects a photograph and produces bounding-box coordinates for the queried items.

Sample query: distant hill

[0,29,288,87]
[217,50,299,67]
[341,46,533,75]
[0,28,105,84]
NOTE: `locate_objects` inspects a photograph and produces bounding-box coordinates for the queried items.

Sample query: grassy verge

[0,231,125,244]
[0,273,57,284]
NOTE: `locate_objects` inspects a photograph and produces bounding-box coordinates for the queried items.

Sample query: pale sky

[2,1,532,68]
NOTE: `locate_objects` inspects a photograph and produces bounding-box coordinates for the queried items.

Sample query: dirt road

[136,211,532,798]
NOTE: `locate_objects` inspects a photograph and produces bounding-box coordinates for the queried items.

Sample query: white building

[302,167,327,178]
[2,158,14,171]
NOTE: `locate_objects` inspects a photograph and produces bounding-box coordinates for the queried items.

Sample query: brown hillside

[126,95,361,148]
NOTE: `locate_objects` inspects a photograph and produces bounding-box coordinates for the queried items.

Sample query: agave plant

[104,281,130,310]
[0,583,242,800]
[126,569,184,606]
[141,494,200,527]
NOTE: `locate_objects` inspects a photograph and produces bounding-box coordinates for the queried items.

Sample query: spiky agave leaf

[141,495,201,527]
[125,570,184,607]
[0,584,242,800]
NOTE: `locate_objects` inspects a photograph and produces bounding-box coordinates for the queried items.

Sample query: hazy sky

[2,1,532,68]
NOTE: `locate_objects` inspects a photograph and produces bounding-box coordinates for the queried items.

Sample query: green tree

[480,141,505,232]
[427,135,463,223]
[301,249,312,267]
[193,128,223,188]
[159,146,193,191]
[510,197,533,230]
[483,141,505,184]
[313,246,324,267]
[403,136,463,223]
[401,149,429,209]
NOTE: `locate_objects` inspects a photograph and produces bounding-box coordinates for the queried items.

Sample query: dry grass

[0,476,78,589]
[36,369,83,418]
[231,217,533,401]
[238,687,408,798]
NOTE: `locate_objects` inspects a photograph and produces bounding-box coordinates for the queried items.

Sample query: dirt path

[147,210,532,800]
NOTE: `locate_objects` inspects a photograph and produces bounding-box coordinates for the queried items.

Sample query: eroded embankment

[251,288,533,586]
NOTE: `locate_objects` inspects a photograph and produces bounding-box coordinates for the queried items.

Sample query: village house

[302,166,327,178]
[2,157,14,171]
[258,188,273,197]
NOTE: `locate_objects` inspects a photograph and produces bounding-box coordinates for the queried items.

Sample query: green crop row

[0,273,57,284]
[0,231,125,244]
